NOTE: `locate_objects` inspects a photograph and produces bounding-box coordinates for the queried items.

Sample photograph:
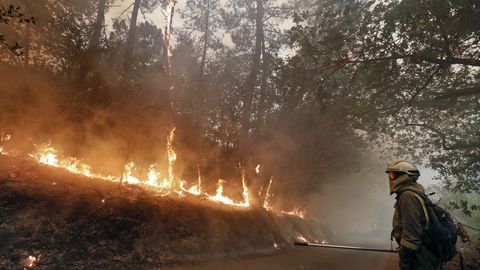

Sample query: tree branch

[432,85,480,101]
[346,54,480,67]
[406,123,480,150]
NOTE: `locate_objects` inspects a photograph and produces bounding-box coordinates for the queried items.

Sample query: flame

[281,207,306,219]
[241,169,250,207]
[29,145,116,181]
[123,162,140,185]
[206,179,249,208]
[273,242,280,249]
[186,166,202,196]
[12,128,306,215]
[26,129,252,208]
[167,127,176,190]
[262,177,273,210]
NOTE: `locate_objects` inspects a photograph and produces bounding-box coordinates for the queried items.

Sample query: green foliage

[285,0,479,212]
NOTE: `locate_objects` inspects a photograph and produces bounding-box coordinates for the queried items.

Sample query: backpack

[401,188,458,262]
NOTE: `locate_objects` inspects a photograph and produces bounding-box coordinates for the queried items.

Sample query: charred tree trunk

[123,0,141,72]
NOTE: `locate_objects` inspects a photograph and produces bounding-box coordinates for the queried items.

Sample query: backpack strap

[398,188,430,230]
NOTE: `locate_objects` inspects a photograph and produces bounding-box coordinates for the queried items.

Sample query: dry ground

[0,155,322,270]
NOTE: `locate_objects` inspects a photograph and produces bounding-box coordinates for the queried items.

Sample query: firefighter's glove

[398,246,416,270]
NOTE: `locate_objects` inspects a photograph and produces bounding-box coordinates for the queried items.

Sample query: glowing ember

[23,255,39,268]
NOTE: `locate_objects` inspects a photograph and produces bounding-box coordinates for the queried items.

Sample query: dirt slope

[0,155,322,270]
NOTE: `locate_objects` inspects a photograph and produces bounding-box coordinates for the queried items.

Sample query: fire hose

[294,241,399,253]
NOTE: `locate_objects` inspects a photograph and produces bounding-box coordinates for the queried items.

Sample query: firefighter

[387,161,441,270]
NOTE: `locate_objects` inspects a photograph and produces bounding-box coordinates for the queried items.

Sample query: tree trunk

[162,0,176,77]
[123,0,141,71]
[255,33,268,136]
[77,0,107,82]
[238,0,265,206]
[199,0,210,82]
[239,0,264,146]
[91,0,107,51]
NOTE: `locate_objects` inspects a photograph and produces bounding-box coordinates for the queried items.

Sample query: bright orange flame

[206,178,249,208]
[19,129,307,215]
[26,129,254,208]
[29,145,116,181]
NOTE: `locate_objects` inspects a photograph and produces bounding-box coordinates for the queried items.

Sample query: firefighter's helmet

[385,161,420,177]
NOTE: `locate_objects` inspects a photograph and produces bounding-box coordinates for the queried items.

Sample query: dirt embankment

[0,155,323,270]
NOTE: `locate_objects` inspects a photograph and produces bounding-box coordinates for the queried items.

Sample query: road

[169,247,398,270]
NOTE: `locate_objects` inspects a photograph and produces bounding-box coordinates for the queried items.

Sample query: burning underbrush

[0,155,324,269]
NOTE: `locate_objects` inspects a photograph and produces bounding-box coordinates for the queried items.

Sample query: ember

[23,255,39,268]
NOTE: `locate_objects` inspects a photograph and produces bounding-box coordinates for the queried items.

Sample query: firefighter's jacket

[392,180,440,270]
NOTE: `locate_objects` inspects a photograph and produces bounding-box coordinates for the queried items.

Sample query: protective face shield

[388,173,411,194]
[386,161,420,194]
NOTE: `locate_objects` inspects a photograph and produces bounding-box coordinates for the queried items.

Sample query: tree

[287,0,480,209]
[0,4,35,56]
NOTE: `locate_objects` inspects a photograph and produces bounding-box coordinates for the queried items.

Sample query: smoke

[0,64,171,176]
[0,61,396,245]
